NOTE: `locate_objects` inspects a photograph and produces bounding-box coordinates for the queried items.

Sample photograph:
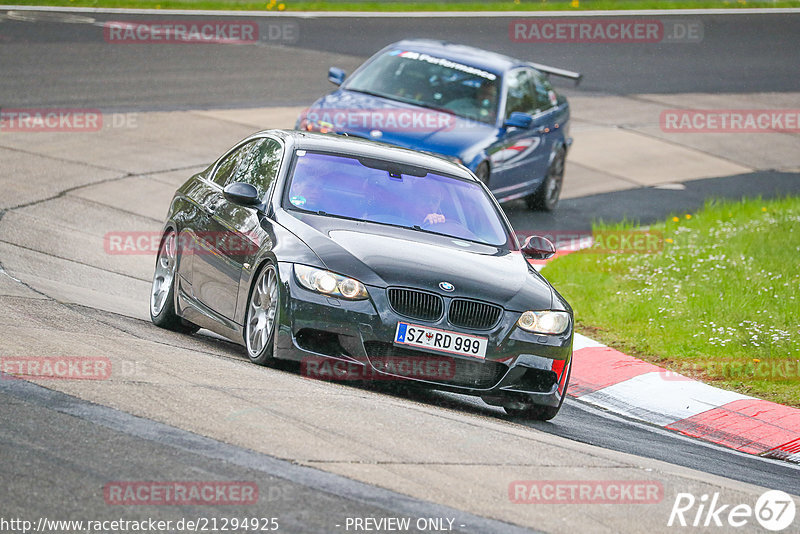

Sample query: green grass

[9,0,800,11]
[542,196,800,407]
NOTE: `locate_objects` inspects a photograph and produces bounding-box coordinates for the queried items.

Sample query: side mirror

[328,67,346,86]
[521,235,556,260]
[503,111,533,130]
[223,182,261,207]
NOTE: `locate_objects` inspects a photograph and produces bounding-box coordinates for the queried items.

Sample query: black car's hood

[276,211,554,311]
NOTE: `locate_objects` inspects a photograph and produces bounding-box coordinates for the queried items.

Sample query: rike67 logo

[668,490,796,531]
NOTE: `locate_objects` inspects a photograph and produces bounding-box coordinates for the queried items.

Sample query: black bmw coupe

[150,130,573,420]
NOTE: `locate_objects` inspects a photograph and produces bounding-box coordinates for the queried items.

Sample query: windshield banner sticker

[391,50,497,81]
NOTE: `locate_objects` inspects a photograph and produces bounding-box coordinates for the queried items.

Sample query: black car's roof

[262,129,477,181]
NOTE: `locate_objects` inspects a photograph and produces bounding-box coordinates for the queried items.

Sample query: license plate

[394,322,487,360]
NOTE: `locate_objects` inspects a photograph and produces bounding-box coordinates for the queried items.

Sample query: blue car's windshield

[343,49,501,125]
[285,151,511,247]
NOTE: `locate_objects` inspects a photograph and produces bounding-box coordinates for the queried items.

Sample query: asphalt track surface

[1,8,800,533]
[0,379,532,534]
[0,10,799,109]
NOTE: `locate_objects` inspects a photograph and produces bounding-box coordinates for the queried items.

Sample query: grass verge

[542,196,800,407]
[7,0,800,11]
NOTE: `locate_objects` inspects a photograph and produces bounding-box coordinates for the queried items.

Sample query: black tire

[244,263,280,366]
[150,230,199,334]
[526,146,565,212]
[504,363,571,421]
[475,161,490,187]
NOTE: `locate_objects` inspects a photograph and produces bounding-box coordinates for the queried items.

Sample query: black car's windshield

[285,151,510,247]
[343,49,501,125]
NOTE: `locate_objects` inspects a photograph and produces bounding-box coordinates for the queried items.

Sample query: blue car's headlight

[517,311,570,335]
[294,264,368,300]
[297,117,335,134]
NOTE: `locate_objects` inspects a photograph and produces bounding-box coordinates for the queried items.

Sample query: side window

[504,69,536,117]
[237,138,283,198]
[532,71,556,113]
[210,140,258,188]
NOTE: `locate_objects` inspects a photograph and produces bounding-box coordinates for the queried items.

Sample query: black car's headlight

[517,311,570,335]
[294,265,368,300]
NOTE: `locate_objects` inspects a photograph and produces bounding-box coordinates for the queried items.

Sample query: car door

[530,69,567,174]
[192,137,281,322]
[490,68,555,199]
[225,138,284,326]
[180,140,249,305]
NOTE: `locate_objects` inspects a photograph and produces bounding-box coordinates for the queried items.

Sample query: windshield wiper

[344,87,395,100]
[347,88,457,118]
[409,101,457,116]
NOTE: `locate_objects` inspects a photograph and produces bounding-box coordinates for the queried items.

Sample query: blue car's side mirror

[503,112,534,130]
[328,67,346,86]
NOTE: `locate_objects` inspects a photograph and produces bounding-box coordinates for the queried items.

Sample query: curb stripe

[764,438,800,463]
[568,342,800,460]
[566,331,800,461]
[572,332,604,351]
[667,399,800,455]
[576,372,750,427]
[570,346,667,397]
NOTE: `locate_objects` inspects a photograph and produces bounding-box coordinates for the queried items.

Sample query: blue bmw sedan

[296,39,581,211]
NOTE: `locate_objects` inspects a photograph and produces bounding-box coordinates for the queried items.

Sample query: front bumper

[274,262,572,407]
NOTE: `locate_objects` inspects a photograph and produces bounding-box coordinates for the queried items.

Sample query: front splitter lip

[363,348,564,391]
[290,334,565,404]
[278,263,570,405]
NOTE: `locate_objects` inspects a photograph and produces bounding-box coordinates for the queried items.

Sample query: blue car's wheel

[526,146,565,212]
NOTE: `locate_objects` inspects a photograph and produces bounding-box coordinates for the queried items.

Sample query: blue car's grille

[387,288,443,322]
[448,299,502,330]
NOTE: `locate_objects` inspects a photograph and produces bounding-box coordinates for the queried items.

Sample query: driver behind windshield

[413,182,446,226]
[444,79,498,123]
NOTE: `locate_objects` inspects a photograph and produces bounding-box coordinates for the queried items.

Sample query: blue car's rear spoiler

[529,62,583,85]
